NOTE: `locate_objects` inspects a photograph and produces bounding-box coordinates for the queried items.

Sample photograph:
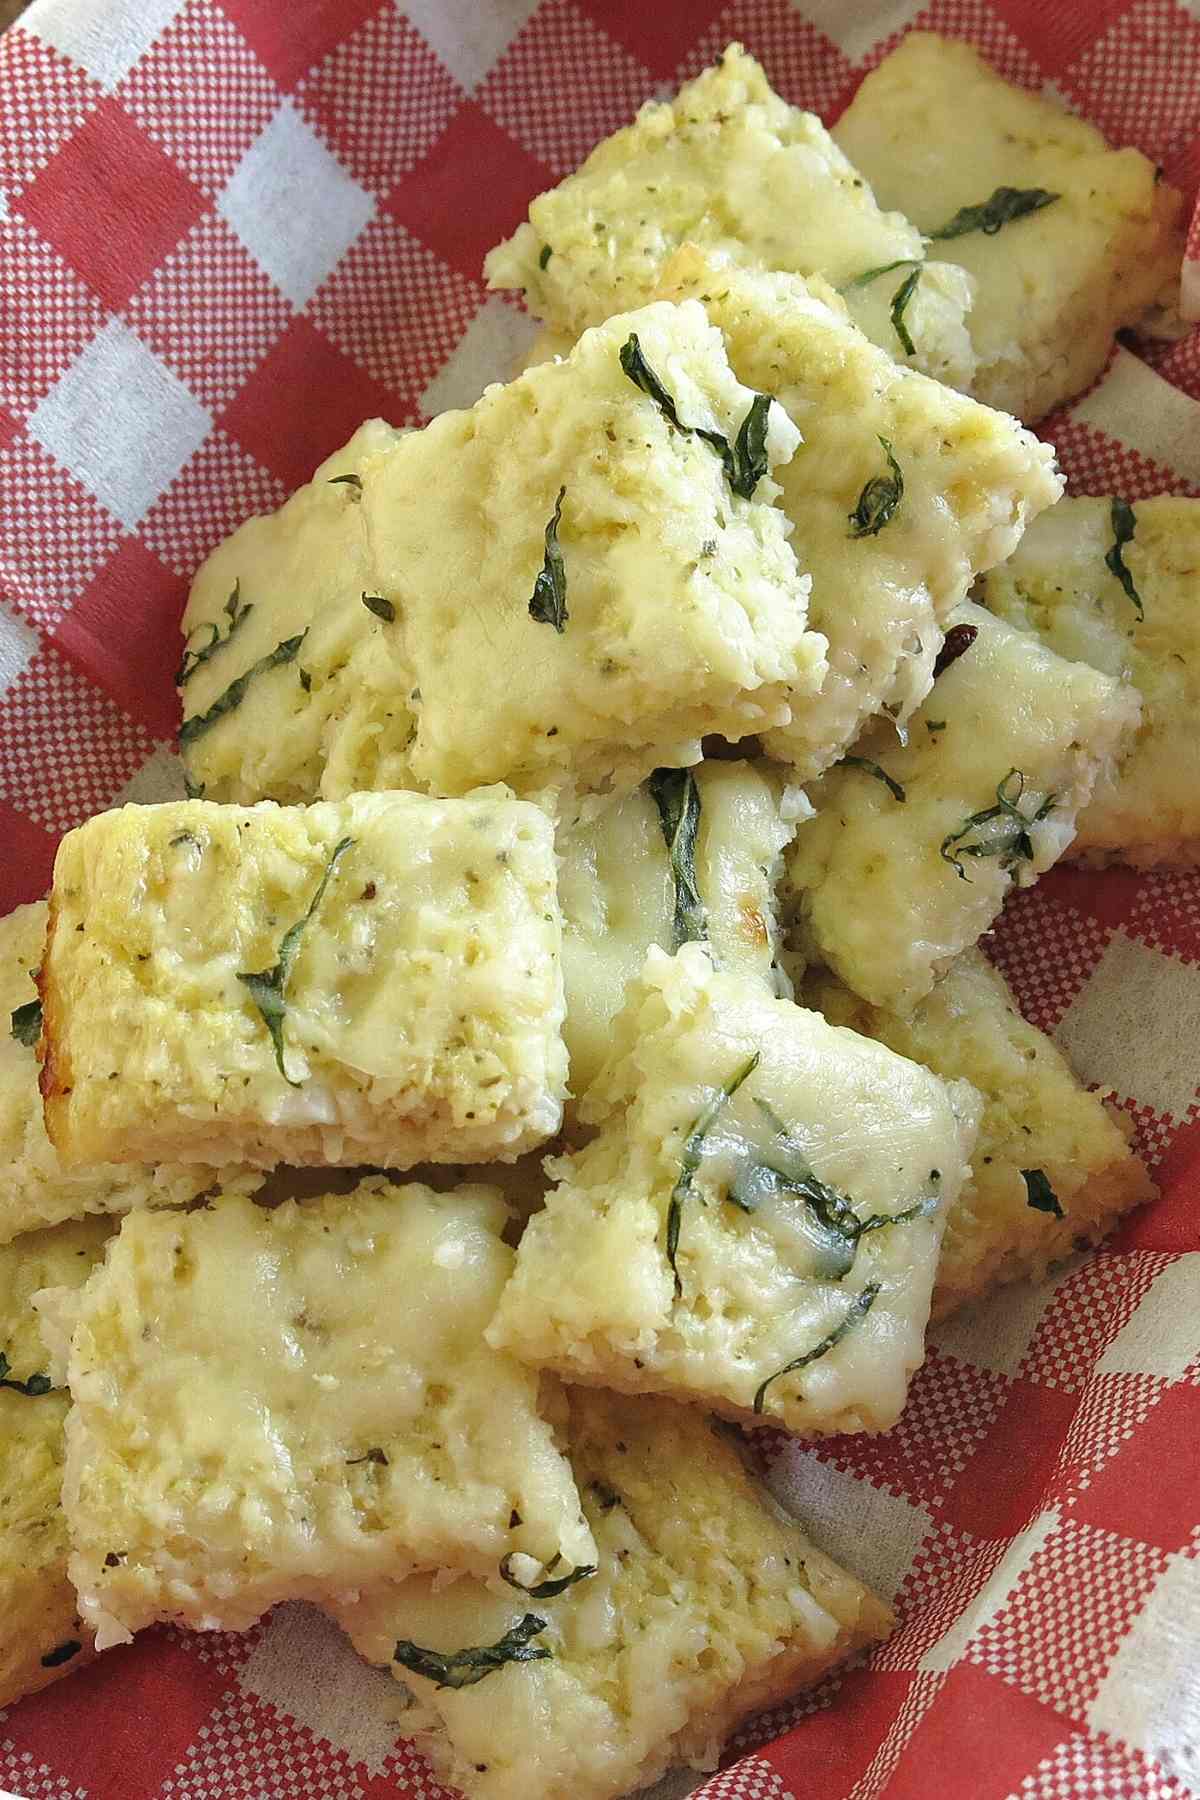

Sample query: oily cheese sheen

[331,1387,892,1800]
[655,254,1063,777]
[835,33,1184,423]
[783,602,1141,1013]
[978,496,1200,868]
[180,302,823,810]
[489,945,979,1437]
[805,953,1156,1318]
[0,1215,111,1709]
[558,760,801,1101]
[40,792,566,1171]
[52,1183,594,1648]
[485,42,976,388]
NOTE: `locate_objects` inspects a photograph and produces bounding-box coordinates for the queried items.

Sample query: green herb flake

[183,772,206,800]
[1022,1168,1064,1218]
[298,667,313,693]
[346,1447,389,1466]
[179,631,308,751]
[392,1613,551,1690]
[840,257,921,293]
[889,265,921,358]
[10,997,41,1047]
[237,835,354,1085]
[647,767,707,948]
[753,1283,881,1415]
[1105,499,1144,621]
[528,486,568,633]
[177,581,253,686]
[926,720,947,734]
[848,437,904,539]
[362,592,396,623]
[929,186,1060,240]
[840,755,906,803]
[327,473,363,494]
[729,391,773,499]
[618,333,772,499]
[667,1051,760,1295]
[40,1640,82,1668]
[499,1555,597,1598]
[939,768,1055,882]
[538,243,553,270]
[0,1349,54,1397]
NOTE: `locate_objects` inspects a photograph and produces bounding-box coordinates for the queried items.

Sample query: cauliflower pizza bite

[39,792,566,1171]
[804,952,1155,1318]
[46,1182,594,1649]
[558,759,803,1100]
[180,301,824,810]
[1,902,260,1243]
[489,944,979,1437]
[0,1215,111,1708]
[835,33,1184,423]
[977,496,1200,868]
[485,43,976,388]
[782,602,1140,1012]
[331,1387,891,1800]
[655,254,1063,777]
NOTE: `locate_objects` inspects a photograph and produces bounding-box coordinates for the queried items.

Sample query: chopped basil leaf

[499,1555,597,1598]
[1022,1168,1064,1218]
[848,437,904,538]
[932,620,978,678]
[298,667,312,693]
[179,631,308,750]
[620,332,687,428]
[177,581,253,686]
[528,486,568,633]
[926,720,947,734]
[346,1447,389,1466]
[929,186,1060,240]
[752,1283,881,1415]
[538,243,553,270]
[327,473,362,493]
[362,592,395,623]
[183,772,206,800]
[889,265,921,358]
[667,1051,760,1295]
[237,836,354,1084]
[840,755,906,803]
[619,333,772,498]
[840,257,922,293]
[729,392,772,499]
[10,997,41,1047]
[1105,499,1144,621]
[40,1640,82,1668]
[940,768,1055,882]
[392,1613,551,1690]
[0,1349,54,1396]
[647,767,707,948]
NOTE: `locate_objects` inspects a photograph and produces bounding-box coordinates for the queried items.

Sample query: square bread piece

[977,496,1200,868]
[180,301,824,810]
[330,1387,891,1800]
[559,759,803,1100]
[1,902,259,1244]
[50,1182,595,1649]
[40,791,566,1171]
[804,952,1155,1319]
[485,42,976,389]
[655,254,1063,778]
[782,601,1140,1013]
[834,33,1184,423]
[489,944,979,1437]
[1,1215,111,1709]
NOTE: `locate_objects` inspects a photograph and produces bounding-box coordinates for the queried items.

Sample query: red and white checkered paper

[1,1,1198,1796]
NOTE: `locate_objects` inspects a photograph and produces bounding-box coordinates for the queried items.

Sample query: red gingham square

[573,0,729,79]
[0,214,106,421]
[0,23,100,200]
[0,430,123,629]
[681,0,856,116]
[139,427,286,579]
[218,0,386,93]
[985,882,1114,1033]
[53,535,186,739]
[1061,0,1200,162]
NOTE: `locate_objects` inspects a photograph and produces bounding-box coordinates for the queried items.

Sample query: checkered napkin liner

[0,2,1198,1797]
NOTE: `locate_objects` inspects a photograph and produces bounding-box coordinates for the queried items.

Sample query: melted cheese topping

[489,944,979,1437]
[331,1387,891,1800]
[978,496,1200,867]
[181,303,823,811]
[783,602,1141,1012]
[485,43,976,388]
[53,1183,594,1648]
[41,792,566,1170]
[835,32,1184,422]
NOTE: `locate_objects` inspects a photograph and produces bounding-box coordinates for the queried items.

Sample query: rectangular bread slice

[0,902,257,1243]
[485,42,976,388]
[655,253,1063,778]
[330,1386,892,1800]
[1,1215,112,1709]
[48,1182,595,1649]
[488,944,979,1437]
[804,952,1155,1318]
[40,792,566,1170]
[781,601,1141,1012]
[180,301,824,810]
[834,32,1184,423]
[977,495,1200,868]
[559,759,802,1101]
